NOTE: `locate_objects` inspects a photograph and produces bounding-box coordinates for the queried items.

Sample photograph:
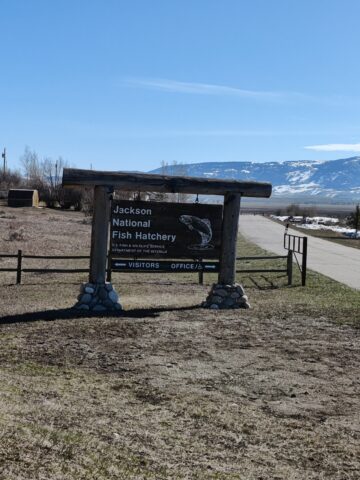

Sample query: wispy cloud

[128,129,293,138]
[123,77,310,102]
[305,143,360,152]
[130,129,356,138]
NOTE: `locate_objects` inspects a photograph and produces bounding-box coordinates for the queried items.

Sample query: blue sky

[1,0,360,172]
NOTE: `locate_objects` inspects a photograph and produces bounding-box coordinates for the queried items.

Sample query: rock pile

[74,282,122,312]
[203,283,250,309]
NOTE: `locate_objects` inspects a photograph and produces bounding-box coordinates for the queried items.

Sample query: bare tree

[153,160,190,203]
[18,147,82,209]
[0,168,22,191]
[171,161,190,203]
[20,147,42,184]
[41,156,68,207]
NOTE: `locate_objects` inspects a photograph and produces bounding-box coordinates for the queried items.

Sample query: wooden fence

[0,250,294,285]
[0,250,89,284]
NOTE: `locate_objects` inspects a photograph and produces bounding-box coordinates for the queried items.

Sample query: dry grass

[0,206,359,479]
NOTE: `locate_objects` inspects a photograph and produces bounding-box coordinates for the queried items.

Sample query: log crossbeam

[62,168,272,198]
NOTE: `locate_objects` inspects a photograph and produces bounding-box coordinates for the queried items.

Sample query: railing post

[16,249,22,284]
[302,237,308,286]
[287,250,293,286]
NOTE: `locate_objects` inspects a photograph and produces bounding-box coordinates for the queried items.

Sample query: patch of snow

[286,170,313,183]
[286,161,315,167]
[311,217,339,224]
[271,215,359,237]
[272,215,339,225]
[270,215,290,222]
[273,185,298,194]
[273,182,319,195]
[310,188,323,196]
[297,224,360,238]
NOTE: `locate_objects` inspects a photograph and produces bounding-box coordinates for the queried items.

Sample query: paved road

[239,215,360,290]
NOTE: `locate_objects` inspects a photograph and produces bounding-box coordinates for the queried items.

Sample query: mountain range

[150,156,360,202]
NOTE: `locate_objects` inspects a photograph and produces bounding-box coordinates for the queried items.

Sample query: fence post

[16,249,22,284]
[106,252,112,282]
[302,237,308,286]
[197,258,204,284]
[287,250,293,286]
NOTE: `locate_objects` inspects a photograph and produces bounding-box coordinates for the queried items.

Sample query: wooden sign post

[89,186,111,284]
[62,168,272,312]
[219,193,241,285]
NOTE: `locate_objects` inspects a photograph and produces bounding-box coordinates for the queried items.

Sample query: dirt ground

[0,207,359,479]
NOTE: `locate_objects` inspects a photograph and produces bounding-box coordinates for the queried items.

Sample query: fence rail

[23,254,90,260]
[236,252,292,285]
[0,249,294,285]
[0,250,90,284]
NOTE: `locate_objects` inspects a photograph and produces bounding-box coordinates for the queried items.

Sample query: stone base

[202,283,250,309]
[74,282,122,312]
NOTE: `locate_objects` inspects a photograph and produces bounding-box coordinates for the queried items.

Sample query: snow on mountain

[150,156,360,201]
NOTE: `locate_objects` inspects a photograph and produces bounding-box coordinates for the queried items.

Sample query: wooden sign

[111,259,219,272]
[110,200,223,259]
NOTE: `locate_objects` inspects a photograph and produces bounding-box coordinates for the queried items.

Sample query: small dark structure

[8,189,39,208]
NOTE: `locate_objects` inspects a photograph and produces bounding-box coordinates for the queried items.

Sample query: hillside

[150,157,360,201]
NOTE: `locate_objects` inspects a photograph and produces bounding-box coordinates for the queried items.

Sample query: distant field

[241,199,357,216]
[0,206,359,479]
[291,225,360,250]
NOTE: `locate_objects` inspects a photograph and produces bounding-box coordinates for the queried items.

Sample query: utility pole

[1,148,6,174]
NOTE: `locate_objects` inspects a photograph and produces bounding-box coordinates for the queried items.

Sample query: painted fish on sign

[110,200,223,259]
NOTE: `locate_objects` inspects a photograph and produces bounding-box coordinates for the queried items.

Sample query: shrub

[8,224,25,241]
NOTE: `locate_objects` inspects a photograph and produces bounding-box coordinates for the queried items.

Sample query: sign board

[110,200,223,259]
[111,259,219,272]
